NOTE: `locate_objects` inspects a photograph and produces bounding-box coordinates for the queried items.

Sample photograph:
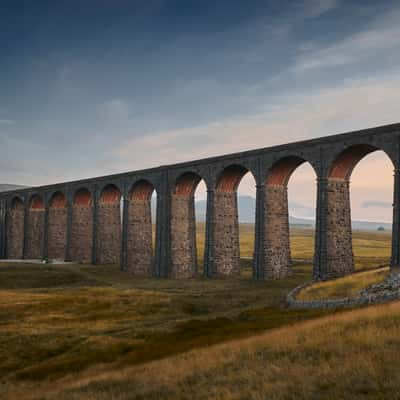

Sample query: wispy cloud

[97,99,131,126]
[0,119,14,125]
[304,0,338,19]
[294,7,400,72]
[111,70,400,171]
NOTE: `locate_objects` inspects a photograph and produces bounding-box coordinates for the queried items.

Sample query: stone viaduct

[1,123,400,281]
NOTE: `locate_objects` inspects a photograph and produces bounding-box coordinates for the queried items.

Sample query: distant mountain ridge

[194,195,392,231]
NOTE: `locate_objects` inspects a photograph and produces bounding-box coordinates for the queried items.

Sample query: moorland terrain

[0,226,397,399]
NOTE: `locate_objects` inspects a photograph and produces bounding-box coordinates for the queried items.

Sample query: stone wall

[25,210,44,259]
[212,190,240,275]
[48,208,67,260]
[170,195,197,278]
[325,178,354,278]
[126,199,153,275]
[97,203,121,264]
[70,205,93,263]
[263,185,291,279]
[6,206,24,259]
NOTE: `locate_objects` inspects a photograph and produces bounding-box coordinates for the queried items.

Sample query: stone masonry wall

[25,210,44,259]
[126,199,153,276]
[170,195,197,278]
[325,179,354,278]
[97,203,121,264]
[6,207,24,259]
[47,208,67,260]
[70,206,93,263]
[263,185,292,279]
[212,190,240,276]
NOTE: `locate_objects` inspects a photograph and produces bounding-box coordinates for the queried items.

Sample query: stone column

[391,167,400,267]
[262,184,292,279]
[65,200,73,261]
[120,196,129,271]
[170,194,197,278]
[253,184,265,279]
[324,178,354,279]
[71,193,93,264]
[6,202,24,259]
[203,189,215,277]
[212,190,240,276]
[96,196,121,265]
[47,203,67,261]
[154,173,171,277]
[313,177,328,280]
[22,203,29,259]
[42,205,49,261]
[91,189,99,265]
[126,195,153,276]
[25,205,45,260]
[0,200,6,259]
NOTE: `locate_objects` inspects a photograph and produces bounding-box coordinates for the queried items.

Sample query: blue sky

[1,0,399,221]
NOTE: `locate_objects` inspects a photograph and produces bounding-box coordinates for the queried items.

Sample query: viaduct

[0,123,399,281]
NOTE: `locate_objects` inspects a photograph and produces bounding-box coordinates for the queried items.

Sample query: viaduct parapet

[1,123,400,280]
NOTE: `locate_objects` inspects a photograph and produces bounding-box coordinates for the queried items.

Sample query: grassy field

[0,227,395,399]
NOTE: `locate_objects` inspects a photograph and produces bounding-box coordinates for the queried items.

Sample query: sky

[1,0,399,222]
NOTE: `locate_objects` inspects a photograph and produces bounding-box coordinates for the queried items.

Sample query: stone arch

[71,188,93,263]
[212,164,255,276]
[6,196,24,259]
[324,144,394,278]
[126,179,155,276]
[263,156,317,279]
[170,171,204,278]
[97,184,122,264]
[25,194,45,259]
[328,144,391,180]
[216,164,250,192]
[48,191,68,260]
[266,156,309,186]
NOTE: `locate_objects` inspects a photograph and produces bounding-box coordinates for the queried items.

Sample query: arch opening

[74,188,92,207]
[264,157,316,280]
[7,197,24,259]
[266,156,306,186]
[71,188,93,263]
[30,194,44,210]
[216,164,248,192]
[49,191,67,209]
[126,180,156,276]
[325,145,394,278]
[97,184,121,264]
[329,144,378,180]
[100,184,121,204]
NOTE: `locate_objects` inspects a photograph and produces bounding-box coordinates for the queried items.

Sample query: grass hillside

[0,227,395,399]
[29,301,400,400]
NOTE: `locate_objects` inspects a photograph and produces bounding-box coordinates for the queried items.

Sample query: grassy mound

[297,267,390,301]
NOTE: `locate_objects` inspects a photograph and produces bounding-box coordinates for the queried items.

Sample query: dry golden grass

[6,301,400,400]
[0,226,394,399]
[298,267,390,300]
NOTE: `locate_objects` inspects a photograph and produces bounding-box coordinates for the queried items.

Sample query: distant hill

[191,195,391,231]
[0,184,27,192]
